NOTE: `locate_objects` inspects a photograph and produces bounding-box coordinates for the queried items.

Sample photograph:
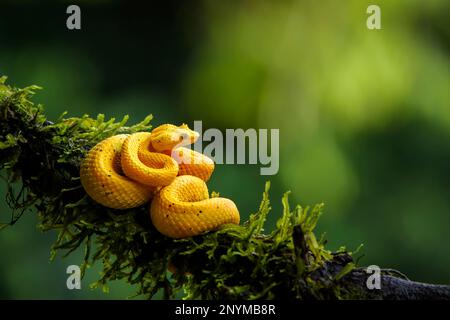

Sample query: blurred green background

[0,0,449,299]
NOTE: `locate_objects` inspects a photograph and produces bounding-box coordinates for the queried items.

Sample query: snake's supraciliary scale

[80,123,240,238]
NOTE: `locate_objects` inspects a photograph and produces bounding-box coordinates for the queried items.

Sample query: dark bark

[342,269,450,300]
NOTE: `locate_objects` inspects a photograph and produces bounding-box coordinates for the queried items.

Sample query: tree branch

[0,76,449,300]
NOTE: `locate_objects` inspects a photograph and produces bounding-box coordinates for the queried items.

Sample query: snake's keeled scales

[80,124,240,238]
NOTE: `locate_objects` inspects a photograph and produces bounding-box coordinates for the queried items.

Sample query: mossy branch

[1,76,449,300]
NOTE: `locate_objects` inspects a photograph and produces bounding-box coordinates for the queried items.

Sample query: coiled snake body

[80,124,240,238]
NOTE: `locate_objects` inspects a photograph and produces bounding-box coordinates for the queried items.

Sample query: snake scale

[80,123,240,238]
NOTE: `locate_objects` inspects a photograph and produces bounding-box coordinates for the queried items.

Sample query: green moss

[0,76,358,299]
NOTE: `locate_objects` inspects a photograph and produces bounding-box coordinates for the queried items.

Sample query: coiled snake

[80,124,240,238]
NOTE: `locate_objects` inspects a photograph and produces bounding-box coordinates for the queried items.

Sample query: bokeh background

[0,0,449,299]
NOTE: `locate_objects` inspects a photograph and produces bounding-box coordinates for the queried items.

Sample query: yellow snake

[80,123,240,238]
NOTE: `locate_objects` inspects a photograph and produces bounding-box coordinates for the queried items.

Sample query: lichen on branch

[1,76,449,300]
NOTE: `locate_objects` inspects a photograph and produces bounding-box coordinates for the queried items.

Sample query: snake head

[150,123,199,151]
